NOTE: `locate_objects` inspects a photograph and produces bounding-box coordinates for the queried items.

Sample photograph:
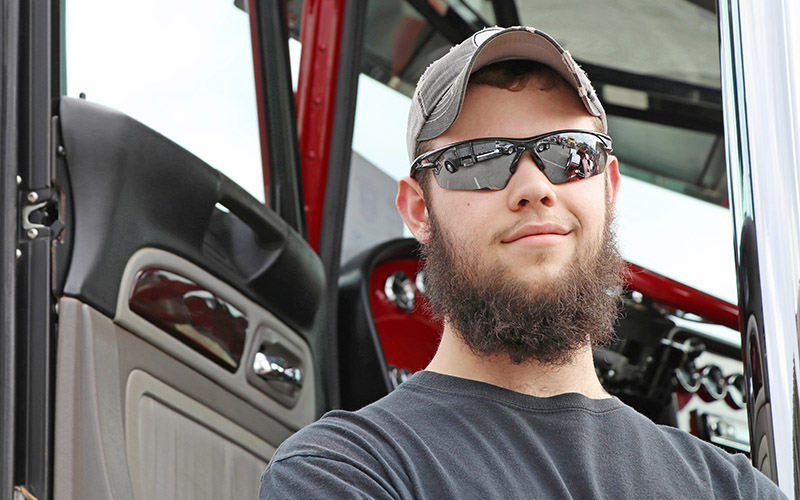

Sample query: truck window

[346,0,736,306]
[63,0,265,201]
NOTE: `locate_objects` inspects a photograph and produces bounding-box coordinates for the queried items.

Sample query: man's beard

[420,209,625,366]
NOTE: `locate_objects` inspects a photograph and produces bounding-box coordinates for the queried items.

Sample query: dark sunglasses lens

[534,133,608,184]
[423,132,609,190]
[432,143,516,190]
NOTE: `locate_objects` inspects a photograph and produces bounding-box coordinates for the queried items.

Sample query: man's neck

[425,324,611,399]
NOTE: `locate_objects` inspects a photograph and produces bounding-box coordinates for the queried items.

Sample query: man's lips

[502,223,570,244]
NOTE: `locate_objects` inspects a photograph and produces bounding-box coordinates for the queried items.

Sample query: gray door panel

[52,97,325,499]
[55,259,310,500]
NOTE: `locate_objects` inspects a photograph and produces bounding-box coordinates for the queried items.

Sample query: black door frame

[1,0,60,498]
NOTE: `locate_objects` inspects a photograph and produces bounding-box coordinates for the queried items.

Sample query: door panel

[128,370,270,499]
[113,249,316,425]
[52,97,324,499]
[54,297,292,500]
[55,97,324,335]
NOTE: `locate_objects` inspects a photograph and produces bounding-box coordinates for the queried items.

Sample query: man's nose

[505,151,558,210]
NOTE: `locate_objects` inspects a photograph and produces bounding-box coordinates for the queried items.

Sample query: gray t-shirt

[260,371,787,499]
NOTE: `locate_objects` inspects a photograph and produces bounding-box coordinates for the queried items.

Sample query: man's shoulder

[632,420,787,498]
[613,407,752,468]
[651,421,749,465]
[270,381,427,465]
[260,408,403,500]
[271,408,392,462]
[259,389,431,500]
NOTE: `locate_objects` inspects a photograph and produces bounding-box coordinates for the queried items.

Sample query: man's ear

[605,155,621,210]
[396,176,432,244]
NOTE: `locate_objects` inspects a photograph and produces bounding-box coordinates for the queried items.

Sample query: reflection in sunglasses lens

[423,131,611,191]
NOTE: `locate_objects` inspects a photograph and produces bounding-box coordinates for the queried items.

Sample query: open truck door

[49,95,324,499]
[1,1,330,499]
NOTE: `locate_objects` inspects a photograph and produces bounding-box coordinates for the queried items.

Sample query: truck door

[51,95,325,500]
[2,1,327,499]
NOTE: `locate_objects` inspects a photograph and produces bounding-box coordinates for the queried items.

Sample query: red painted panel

[368,257,740,372]
[368,258,442,372]
[625,263,739,331]
[297,0,346,251]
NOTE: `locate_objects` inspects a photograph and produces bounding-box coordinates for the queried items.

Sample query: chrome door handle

[253,351,303,389]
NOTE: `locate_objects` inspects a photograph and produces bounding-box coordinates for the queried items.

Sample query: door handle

[253,351,303,390]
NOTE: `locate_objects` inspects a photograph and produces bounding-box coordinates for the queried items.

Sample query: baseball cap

[406,26,607,163]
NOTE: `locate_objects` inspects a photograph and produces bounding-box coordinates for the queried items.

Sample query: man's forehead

[433,81,598,147]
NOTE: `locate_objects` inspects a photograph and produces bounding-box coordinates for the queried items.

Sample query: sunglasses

[411,130,613,191]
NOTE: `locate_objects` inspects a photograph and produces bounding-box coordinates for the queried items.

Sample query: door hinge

[20,186,63,241]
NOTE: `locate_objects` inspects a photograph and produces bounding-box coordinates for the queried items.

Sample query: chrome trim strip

[719,0,800,494]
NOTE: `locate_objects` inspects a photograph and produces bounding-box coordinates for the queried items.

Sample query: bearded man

[259,26,786,499]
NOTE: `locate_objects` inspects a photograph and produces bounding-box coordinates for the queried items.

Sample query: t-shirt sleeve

[712,448,790,500]
[747,462,791,500]
[259,454,398,500]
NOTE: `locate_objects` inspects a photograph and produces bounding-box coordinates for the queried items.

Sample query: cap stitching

[417,92,428,117]
[423,84,458,125]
